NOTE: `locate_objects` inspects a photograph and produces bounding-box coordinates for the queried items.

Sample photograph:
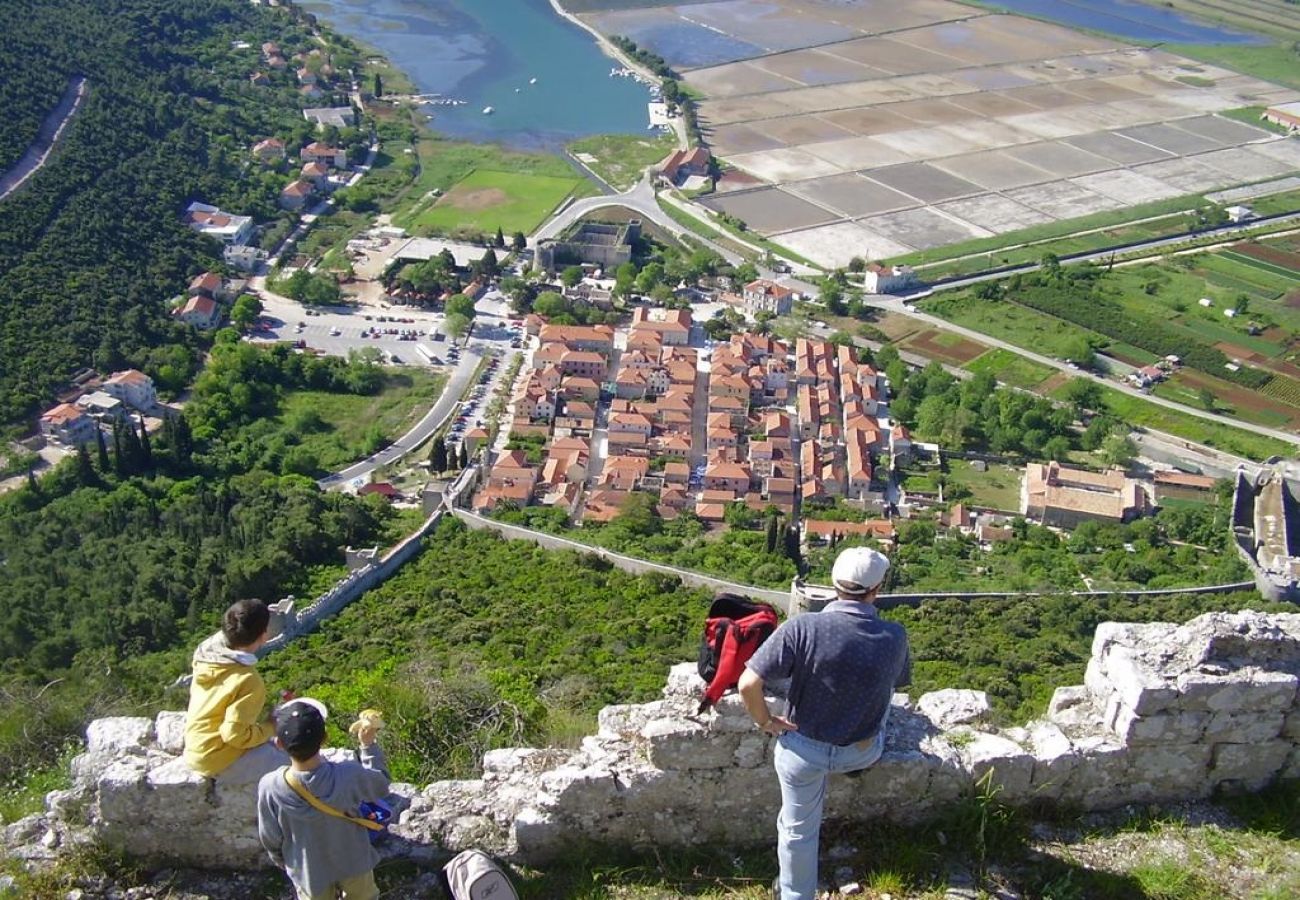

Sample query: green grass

[921,294,1106,361]
[1051,380,1294,460]
[1219,105,1295,136]
[568,132,676,191]
[273,369,446,472]
[965,348,1055,389]
[944,459,1024,511]
[409,168,583,236]
[1166,42,1300,91]
[894,195,1206,273]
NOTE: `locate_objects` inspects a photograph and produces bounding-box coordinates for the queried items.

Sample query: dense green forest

[0,0,357,423]
[0,343,411,804]
[254,520,1285,784]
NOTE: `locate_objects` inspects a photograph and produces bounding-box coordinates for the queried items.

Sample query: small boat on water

[482,106,494,115]
[529,77,537,84]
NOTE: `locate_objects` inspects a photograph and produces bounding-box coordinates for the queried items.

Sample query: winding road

[0,76,88,202]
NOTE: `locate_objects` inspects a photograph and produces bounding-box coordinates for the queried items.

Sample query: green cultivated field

[411,168,583,236]
[965,348,1055,389]
[1166,42,1300,91]
[922,294,1105,361]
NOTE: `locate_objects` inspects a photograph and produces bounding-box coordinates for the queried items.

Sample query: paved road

[319,348,484,489]
[0,76,88,202]
[531,173,745,266]
[859,293,1300,447]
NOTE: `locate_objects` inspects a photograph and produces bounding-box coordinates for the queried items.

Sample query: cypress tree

[95,427,110,472]
[26,468,39,494]
[76,444,97,487]
[765,514,779,554]
[494,226,505,249]
[138,416,153,469]
[783,525,803,574]
[112,425,127,478]
[458,442,470,469]
[429,436,448,472]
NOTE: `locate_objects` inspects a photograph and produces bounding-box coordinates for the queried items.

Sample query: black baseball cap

[276,698,327,755]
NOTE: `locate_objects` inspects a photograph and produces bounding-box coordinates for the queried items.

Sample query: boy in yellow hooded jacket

[183,598,287,783]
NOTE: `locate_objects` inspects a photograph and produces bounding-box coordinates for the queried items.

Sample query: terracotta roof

[105,369,150,386]
[41,402,85,425]
[804,519,895,539]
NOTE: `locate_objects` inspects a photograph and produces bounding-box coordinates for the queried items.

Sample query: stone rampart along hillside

[6,611,1300,869]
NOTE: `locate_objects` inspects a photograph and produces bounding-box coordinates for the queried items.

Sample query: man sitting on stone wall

[739,546,911,900]
[183,598,287,783]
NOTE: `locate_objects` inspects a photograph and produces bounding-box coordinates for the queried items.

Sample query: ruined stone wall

[7,611,1300,869]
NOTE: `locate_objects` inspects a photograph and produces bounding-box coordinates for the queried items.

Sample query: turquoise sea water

[301,0,651,150]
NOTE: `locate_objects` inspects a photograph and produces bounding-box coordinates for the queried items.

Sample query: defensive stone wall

[7,611,1300,869]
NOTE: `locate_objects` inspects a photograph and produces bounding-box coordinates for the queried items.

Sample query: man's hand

[758,715,796,737]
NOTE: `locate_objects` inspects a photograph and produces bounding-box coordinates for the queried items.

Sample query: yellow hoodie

[182,631,276,777]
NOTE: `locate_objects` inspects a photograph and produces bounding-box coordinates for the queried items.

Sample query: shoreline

[546,0,688,151]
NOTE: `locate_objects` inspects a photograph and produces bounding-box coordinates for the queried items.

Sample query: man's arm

[738,668,795,737]
[895,638,912,689]
[219,676,276,749]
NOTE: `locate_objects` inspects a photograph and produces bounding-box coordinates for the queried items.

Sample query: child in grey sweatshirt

[257,699,390,900]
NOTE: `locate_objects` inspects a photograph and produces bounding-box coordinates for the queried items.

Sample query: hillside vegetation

[0,0,349,423]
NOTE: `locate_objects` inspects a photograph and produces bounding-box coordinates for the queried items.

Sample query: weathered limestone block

[917,690,992,729]
[1208,741,1291,790]
[153,711,186,755]
[1176,669,1297,713]
[86,717,154,754]
[541,764,620,814]
[1026,722,1077,792]
[1091,646,1178,715]
[959,733,1033,801]
[1047,685,1101,733]
[482,747,574,778]
[1203,711,1285,744]
[93,758,151,823]
[1058,734,1130,808]
[1106,699,1208,746]
[733,733,769,768]
[1283,709,1300,742]
[1124,745,1213,801]
[640,718,741,770]
[1282,747,1300,781]
[664,662,705,697]
[832,748,949,819]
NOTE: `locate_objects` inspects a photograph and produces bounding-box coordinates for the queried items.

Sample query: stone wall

[7,611,1300,869]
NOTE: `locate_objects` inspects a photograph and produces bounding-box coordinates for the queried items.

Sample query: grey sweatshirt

[256,744,390,896]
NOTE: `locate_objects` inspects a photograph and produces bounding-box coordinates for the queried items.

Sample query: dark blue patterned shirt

[746,601,910,745]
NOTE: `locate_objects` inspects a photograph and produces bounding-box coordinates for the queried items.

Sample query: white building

[862,263,918,294]
[103,369,157,411]
[185,202,253,246]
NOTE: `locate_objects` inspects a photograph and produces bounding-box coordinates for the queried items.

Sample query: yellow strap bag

[282,768,385,832]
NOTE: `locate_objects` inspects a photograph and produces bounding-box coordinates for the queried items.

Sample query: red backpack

[697,593,780,712]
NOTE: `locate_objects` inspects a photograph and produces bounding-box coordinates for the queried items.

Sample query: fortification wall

[7,610,1300,870]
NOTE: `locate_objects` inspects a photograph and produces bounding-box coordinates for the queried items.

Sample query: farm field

[899,328,988,366]
[1050,380,1294,460]
[412,168,583,236]
[964,348,1055,390]
[1154,369,1300,429]
[921,293,1106,362]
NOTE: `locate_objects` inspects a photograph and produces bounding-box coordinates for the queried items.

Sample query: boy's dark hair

[223,598,270,649]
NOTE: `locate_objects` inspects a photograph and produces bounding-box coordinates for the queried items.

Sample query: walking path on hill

[0,76,88,202]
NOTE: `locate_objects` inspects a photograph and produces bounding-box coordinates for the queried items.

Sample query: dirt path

[0,76,88,202]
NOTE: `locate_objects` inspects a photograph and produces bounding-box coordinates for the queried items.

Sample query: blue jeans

[773,727,886,900]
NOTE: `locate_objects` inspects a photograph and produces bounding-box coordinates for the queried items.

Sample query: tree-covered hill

[0,0,348,423]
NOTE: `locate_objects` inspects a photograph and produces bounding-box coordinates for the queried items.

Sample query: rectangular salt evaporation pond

[679,0,858,52]
[974,0,1266,44]
[583,7,764,68]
